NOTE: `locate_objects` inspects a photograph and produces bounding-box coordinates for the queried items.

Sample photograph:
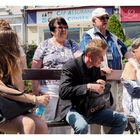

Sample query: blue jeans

[66,108,128,134]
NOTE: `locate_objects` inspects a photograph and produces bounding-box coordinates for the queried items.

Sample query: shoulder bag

[77,83,113,117]
[0,86,35,123]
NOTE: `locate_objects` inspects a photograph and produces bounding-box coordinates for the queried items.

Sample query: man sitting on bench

[55,39,128,134]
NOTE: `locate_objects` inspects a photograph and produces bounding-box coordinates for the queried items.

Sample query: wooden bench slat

[106,70,123,81]
[23,69,123,81]
[22,69,62,80]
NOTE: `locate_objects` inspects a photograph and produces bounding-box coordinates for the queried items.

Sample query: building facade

[26,6,114,45]
[120,6,140,39]
[0,6,25,45]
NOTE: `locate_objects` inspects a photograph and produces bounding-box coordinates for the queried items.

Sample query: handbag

[0,89,35,123]
[77,83,113,117]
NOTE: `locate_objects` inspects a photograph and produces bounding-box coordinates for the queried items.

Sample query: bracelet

[33,95,37,105]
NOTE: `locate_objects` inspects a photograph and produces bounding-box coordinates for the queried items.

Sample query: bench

[22,69,139,134]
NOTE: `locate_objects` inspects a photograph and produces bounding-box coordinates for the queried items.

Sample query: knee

[34,118,48,134]
[121,115,128,128]
[17,115,36,134]
[74,122,88,134]
[23,117,36,131]
[115,112,128,128]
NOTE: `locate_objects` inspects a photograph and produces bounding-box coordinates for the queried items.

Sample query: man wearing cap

[80,7,132,134]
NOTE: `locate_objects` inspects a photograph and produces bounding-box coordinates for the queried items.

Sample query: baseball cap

[92,8,109,19]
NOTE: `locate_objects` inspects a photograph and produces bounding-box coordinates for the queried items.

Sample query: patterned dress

[33,38,81,133]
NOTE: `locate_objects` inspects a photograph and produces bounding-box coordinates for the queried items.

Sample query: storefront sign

[37,9,92,24]
[120,6,140,22]
[37,8,113,24]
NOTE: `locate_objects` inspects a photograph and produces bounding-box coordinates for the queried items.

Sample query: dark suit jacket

[55,54,106,121]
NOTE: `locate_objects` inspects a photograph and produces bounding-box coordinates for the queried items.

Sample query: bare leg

[26,114,48,134]
[0,115,35,134]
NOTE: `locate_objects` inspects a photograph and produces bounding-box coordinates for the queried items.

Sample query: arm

[59,61,105,99]
[59,62,87,100]
[122,62,136,81]
[79,33,92,52]
[122,80,140,98]
[121,62,140,98]
[0,80,50,106]
[31,41,46,95]
[31,59,42,95]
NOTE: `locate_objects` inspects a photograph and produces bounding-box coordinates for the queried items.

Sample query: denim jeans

[66,108,128,134]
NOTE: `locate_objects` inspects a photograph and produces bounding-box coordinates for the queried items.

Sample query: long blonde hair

[0,26,22,82]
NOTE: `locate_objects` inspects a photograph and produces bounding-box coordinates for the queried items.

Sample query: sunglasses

[97,16,109,21]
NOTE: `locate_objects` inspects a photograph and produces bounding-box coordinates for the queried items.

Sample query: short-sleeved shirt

[33,38,81,85]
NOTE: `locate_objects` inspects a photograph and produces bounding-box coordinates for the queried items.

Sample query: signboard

[37,9,92,24]
[120,6,140,22]
[36,7,113,25]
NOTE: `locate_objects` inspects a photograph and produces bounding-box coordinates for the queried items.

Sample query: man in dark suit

[56,39,128,134]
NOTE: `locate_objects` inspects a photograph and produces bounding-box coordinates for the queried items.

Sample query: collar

[93,26,112,38]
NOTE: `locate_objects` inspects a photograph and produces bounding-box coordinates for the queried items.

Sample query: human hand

[36,93,50,106]
[96,79,105,86]
[101,67,112,74]
[87,83,104,94]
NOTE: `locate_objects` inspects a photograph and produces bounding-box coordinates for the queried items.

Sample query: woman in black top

[0,26,49,134]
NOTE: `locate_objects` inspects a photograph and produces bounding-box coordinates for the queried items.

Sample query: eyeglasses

[97,16,109,21]
[54,26,68,30]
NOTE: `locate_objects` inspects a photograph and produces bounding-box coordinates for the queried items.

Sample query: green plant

[24,80,32,93]
[24,42,37,68]
[23,42,37,92]
[124,38,133,47]
[107,14,126,42]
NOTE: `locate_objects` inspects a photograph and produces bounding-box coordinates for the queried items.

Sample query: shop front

[26,6,114,45]
[120,6,140,39]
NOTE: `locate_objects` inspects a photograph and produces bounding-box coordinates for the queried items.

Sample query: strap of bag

[0,84,24,96]
[68,39,73,47]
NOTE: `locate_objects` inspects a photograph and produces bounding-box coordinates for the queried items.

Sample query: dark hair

[49,17,68,33]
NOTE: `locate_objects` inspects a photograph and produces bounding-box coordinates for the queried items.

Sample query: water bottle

[35,105,45,117]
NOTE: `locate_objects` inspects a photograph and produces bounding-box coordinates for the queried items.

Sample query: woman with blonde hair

[0,26,49,134]
[122,37,140,128]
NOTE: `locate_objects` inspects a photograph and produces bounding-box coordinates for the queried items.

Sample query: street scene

[0,5,140,135]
